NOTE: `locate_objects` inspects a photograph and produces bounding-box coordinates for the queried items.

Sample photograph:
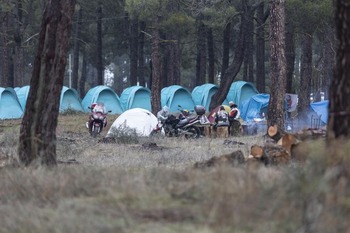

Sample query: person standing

[213,105,230,131]
[228,101,242,135]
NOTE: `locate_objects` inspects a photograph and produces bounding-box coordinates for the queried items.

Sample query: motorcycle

[85,103,111,137]
[151,106,202,139]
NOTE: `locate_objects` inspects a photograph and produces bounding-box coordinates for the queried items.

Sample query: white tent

[107,108,158,137]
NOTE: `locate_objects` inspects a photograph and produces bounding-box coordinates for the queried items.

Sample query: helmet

[183,109,190,116]
[162,105,169,113]
[229,101,234,106]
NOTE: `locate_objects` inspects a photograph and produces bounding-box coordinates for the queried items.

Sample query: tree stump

[214,126,229,138]
[203,125,212,137]
[249,144,290,165]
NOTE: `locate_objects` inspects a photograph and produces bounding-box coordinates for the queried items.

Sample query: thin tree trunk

[138,21,146,87]
[322,26,335,100]
[297,33,313,119]
[207,28,215,84]
[327,1,350,140]
[221,22,231,80]
[79,46,87,98]
[96,2,103,85]
[196,21,207,86]
[130,18,139,86]
[18,0,76,166]
[268,0,287,130]
[72,7,82,90]
[256,2,266,92]
[150,17,161,115]
[285,21,295,93]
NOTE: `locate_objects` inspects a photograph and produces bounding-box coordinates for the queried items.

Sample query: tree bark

[285,21,295,94]
[96,2,103,85]
[138,21,146,87]
[297,33,313,119]
[129,17,139,86]
[243,4,254,83]
[72,7,82,90]
[256,2,266,92]
[209,0,249,111]
[196,20,207,86]
[268,0,287,130]
[150,17,161,115]
[207,28,215,84]
[221,22,231,80]
[18,0,76,166]
[327,1,350,140]
[79,46,87,98]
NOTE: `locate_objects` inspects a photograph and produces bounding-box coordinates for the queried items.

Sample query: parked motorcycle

[151,106,202,139]
[85,103,111,137]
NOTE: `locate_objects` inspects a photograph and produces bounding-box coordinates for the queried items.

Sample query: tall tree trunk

[79,46,87,98]
[209,0,249,111]
[18,0,76,166]
[130,18,139,86]
[256,2,266,92]
[207,28,215,84]
[268,0,287,130]
[243,5,254,83]
[150,17,161,115]
[138,21,146,87]
[72,7,82,90]
[196,21,207,86]
[221,22,231,80]
[285,21,295,93]
[297,33,313,119]
[1,12,10,87]
[96,2,103,85]
[327,1,350,140]
[322,25,335,100]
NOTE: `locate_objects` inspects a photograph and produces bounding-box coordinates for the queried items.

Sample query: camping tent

[161,85,196,113]
[82,85,123,114]
[310,100,328,124]
[60,86,84,112]
[191,83,218,112]
[119,86,151,111]
[225,81,259,108]
[15,85,30,110]
[0,87,23,119]
[106,108,158,137]
[240,94,270,122]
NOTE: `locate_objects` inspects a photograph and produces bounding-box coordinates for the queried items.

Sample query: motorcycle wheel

[184,126,200,139]
[92,125,100,138]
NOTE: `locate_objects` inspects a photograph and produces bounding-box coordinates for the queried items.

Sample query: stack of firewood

[247,124,315,165]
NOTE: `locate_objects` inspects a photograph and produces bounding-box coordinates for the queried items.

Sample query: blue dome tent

[161,85,196,113]
[226,81,259,108]
[0,87,23,119]
[15,85,30,110]
[191,83,218,112]
[240,94,269,122]
[120,86,151,111]
[82,85,123,114]
[59,86,84,112]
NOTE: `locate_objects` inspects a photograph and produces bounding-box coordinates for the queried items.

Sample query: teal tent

[226,81,259,108]
[60,86,84,112]
[15,85,30,110]
[0,87,23,119]
[120,86,151,111]
[82,85,123,114]
[191,83,218,112]
[161,85,196,113]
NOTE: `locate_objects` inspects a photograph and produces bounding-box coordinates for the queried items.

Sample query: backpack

[229,109,238,121]
[216,111,228,123]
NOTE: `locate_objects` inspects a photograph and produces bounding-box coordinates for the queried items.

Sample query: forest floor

[0,113,349,233]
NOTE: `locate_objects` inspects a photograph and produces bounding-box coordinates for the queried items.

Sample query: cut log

[277,133,300,154]
[267,124,283,142]
[214,126,229,138]
[203,125,212,137]
[250,144,264,158]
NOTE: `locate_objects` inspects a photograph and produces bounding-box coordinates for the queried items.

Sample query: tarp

[207,105,231,124]
[310,100,328,124]
[240,94,270,122]
[106,108,158,137]
[82,85,123,114]
[119,86,151,111]
[161,85,196,113]
[191,83,218,113]
[60,86,84,112]
[225,81,259,108]
[0,87,23,119]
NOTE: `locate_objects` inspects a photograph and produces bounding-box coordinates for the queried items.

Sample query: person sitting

[157,105,169,123]
[228,101,242,136]
[213,105,229,131]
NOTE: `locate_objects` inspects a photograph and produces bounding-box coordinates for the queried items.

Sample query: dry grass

[0,113,349,233]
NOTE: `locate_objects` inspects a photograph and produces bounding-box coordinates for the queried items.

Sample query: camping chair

[311,114,321,129]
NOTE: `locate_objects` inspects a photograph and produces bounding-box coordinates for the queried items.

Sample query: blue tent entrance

[120,86,151,111]
[225,81,259,108]
[0,87,23,119]
[161,85,195,113]
[191,83,218,113]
